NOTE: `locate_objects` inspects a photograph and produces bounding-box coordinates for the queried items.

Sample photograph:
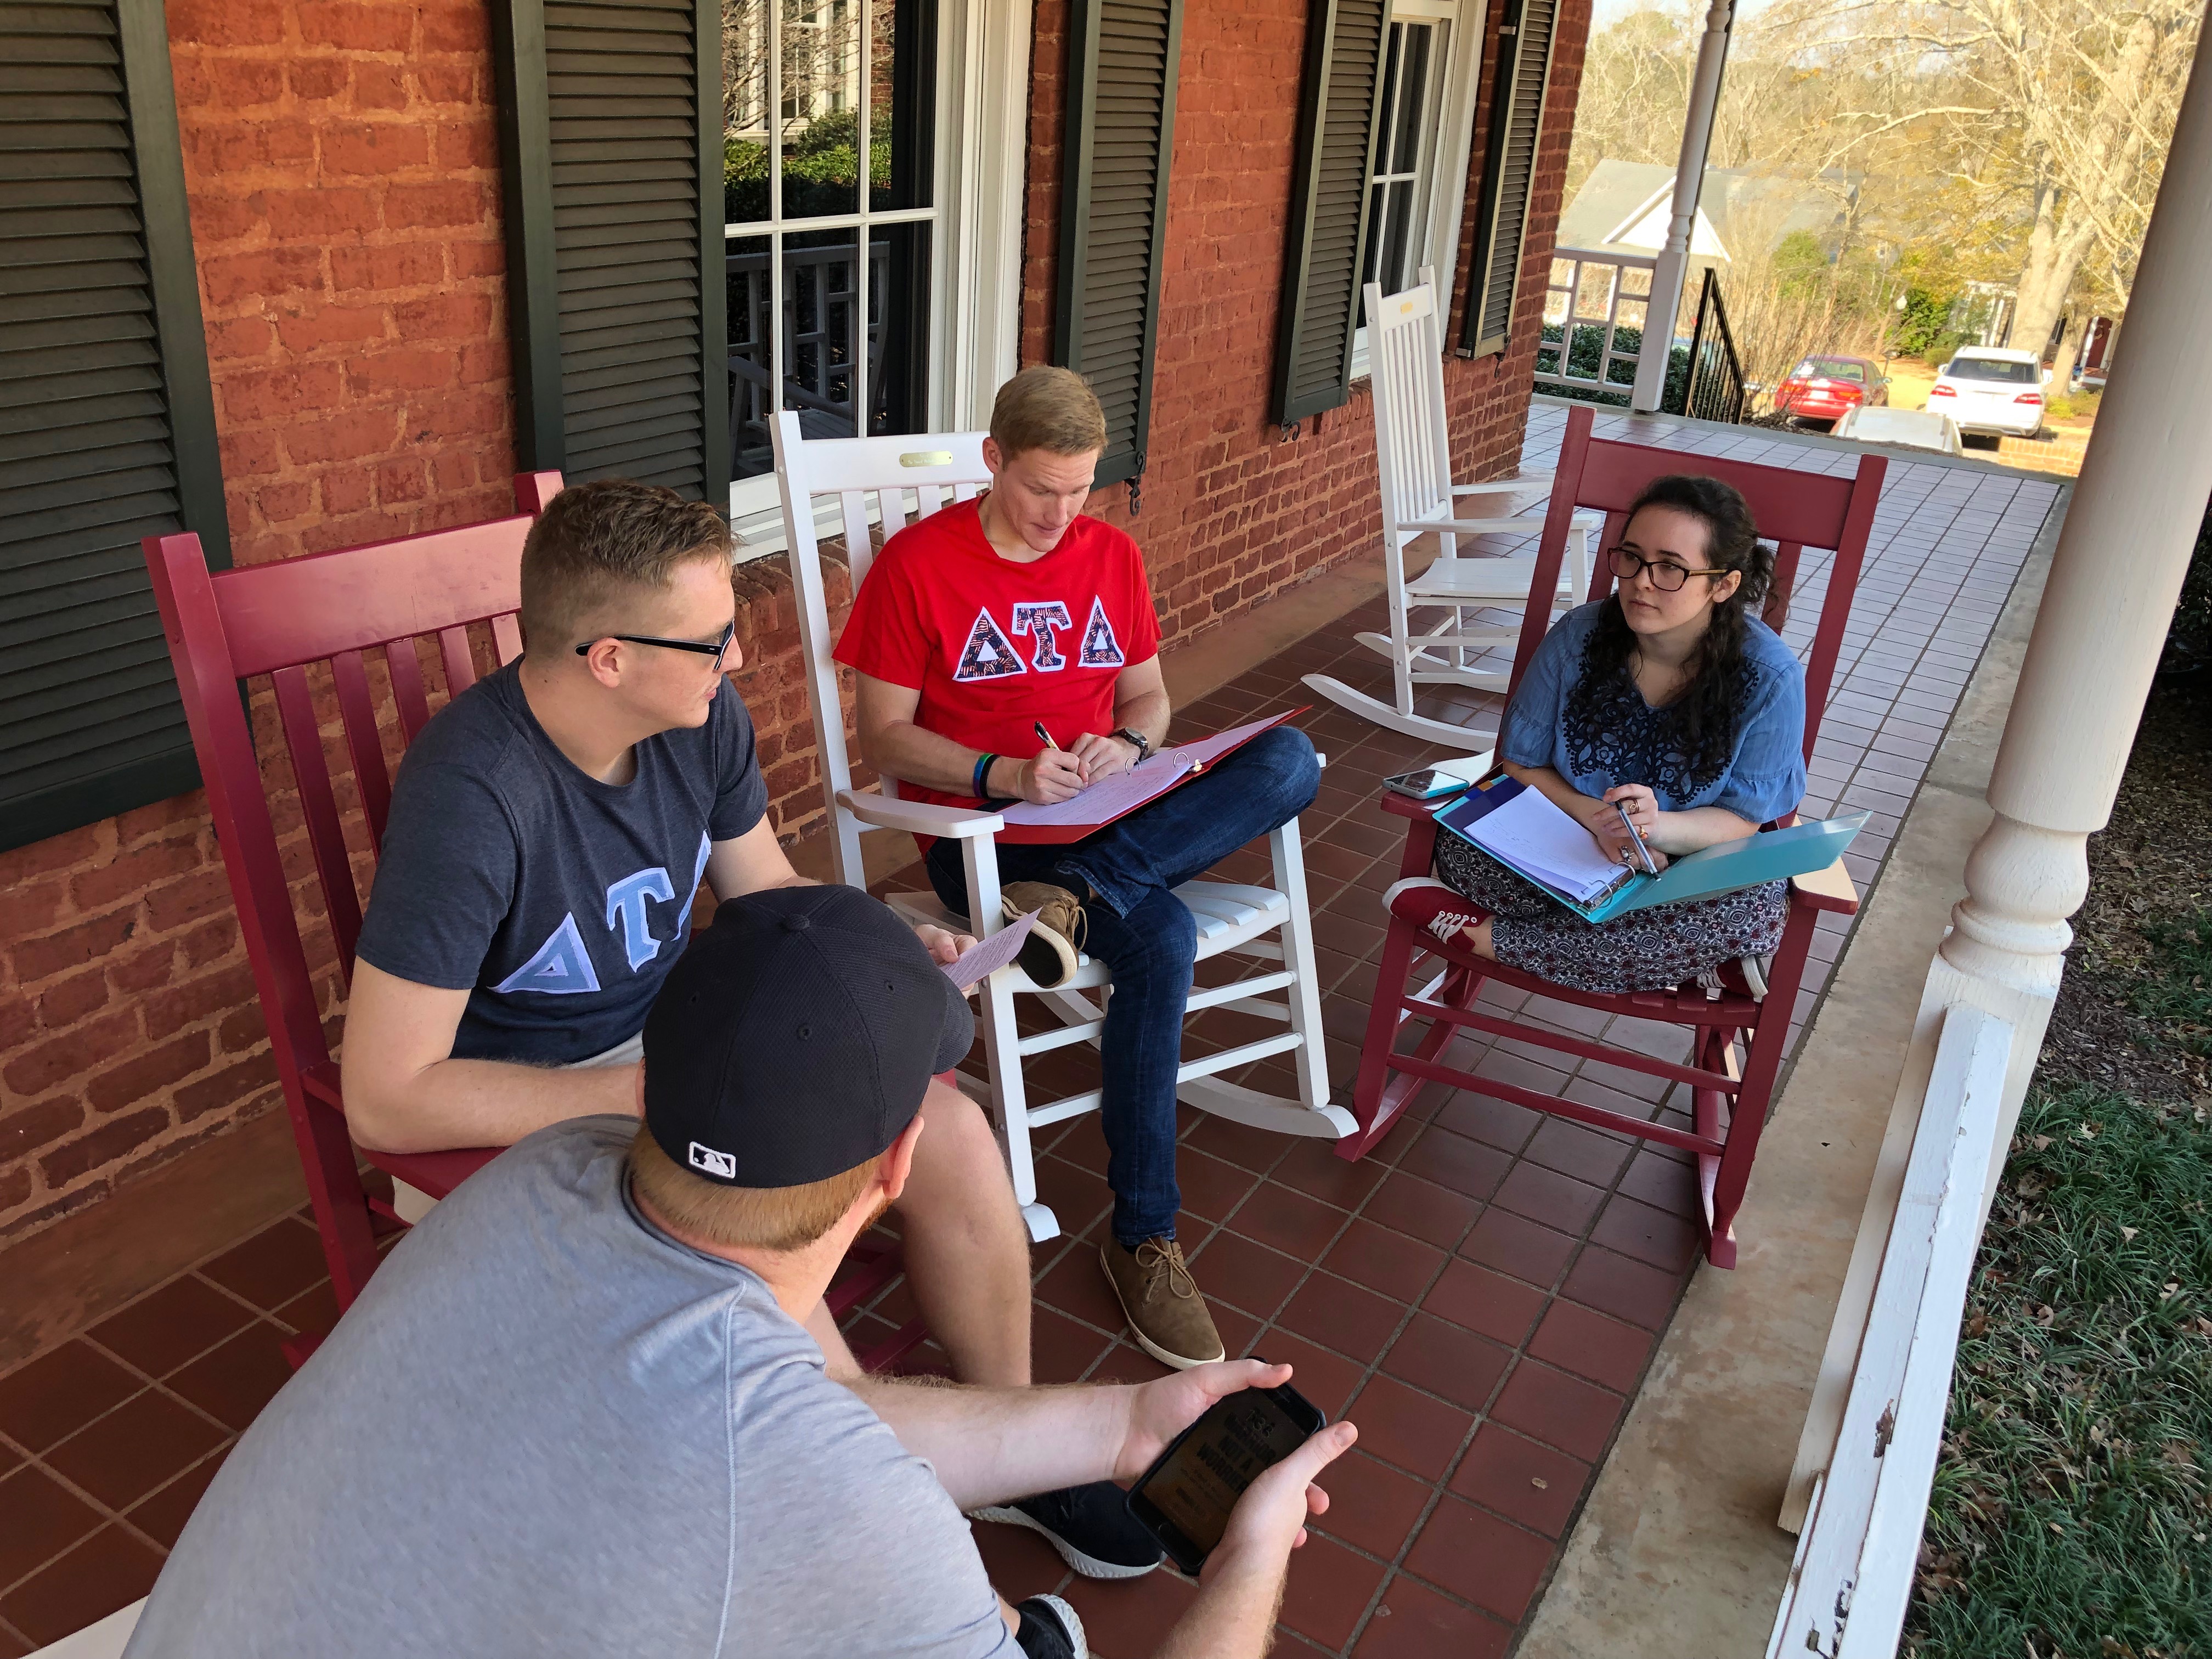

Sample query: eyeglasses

[574,620,737,670]
[1607,546,1730,593]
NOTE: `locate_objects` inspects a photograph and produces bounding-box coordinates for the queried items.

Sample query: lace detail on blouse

[1562,640,1762,806]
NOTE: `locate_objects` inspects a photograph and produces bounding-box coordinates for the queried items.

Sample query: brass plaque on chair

[900,450,955,468]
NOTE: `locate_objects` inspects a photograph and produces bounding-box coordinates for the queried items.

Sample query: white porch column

[1628,0,1734,413]
[1784,20,2212,1530]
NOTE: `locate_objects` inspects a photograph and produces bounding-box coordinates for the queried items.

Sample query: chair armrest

[838,787,1003,840]
[1791,857,1859,915]
[1449,473,1552,494]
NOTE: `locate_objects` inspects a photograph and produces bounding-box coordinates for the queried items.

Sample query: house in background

[0,0,1593,1244]
[1555,157,1857,266]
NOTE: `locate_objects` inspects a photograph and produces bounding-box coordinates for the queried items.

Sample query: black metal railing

[1677,266,1747,425]
[728,240,889,479]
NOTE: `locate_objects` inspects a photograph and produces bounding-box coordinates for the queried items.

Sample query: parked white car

[1832,405,1966,456]
[1925,346,2048,439]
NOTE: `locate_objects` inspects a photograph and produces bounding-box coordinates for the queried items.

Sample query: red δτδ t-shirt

[832,498,1161,809]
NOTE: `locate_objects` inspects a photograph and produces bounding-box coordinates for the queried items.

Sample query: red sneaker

[1384,877,1489,946]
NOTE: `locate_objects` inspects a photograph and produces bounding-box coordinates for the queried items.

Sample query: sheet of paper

[1462,787,1622,902]
[995,714,1289,830]
[941,910,1037,991]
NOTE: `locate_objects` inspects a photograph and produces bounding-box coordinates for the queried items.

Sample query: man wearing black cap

[125,887,1356,1659]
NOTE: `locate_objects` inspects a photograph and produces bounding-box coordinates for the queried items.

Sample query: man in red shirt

[835,368,1320,1383]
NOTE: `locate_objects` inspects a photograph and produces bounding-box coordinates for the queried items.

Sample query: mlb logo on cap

[689,1142,738,1180]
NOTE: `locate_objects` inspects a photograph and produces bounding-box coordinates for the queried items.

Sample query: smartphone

[1385,768,1471,800]
[1125,1377,1327,1574]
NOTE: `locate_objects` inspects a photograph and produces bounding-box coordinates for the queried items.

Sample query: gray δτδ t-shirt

[352,662,769,1065]
[121,1118,1016,1659]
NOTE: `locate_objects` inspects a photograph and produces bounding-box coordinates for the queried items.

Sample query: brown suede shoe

[1000,881,1086,988]
[1100,1238,1225,1369]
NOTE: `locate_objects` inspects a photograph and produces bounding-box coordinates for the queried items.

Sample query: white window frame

[1350,0,1484,382]
[727,0,1029,556]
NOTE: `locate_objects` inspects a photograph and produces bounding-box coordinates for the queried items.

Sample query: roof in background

[1556,160,1859,262]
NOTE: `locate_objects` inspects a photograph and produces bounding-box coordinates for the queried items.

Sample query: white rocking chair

[1304,267,1598,746]
[772,411,1356,1245]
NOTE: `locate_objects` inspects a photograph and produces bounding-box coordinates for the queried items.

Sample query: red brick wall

[0,0,1590,1244]
[1019,0,1592,645]
[0,0,518,1242]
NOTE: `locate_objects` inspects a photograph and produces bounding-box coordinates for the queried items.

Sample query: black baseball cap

[642,885,973,1188]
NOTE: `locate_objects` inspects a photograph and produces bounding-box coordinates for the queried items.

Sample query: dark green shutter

[1460,0,1558,358]
[494,0,729,504]
[1055,0,1185,495]
[1271,0,1391,426]
[0,0,228,855]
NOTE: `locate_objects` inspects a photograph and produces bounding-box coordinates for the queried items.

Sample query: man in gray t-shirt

[126,887,1354,1659]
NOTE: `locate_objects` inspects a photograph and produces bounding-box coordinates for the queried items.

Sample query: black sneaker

[1014,1594,1088,1659]
[972,1481,1164,1579]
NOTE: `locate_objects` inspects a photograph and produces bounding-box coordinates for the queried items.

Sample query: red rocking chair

[1342,405,1886,1268]
[143,479,921,1366]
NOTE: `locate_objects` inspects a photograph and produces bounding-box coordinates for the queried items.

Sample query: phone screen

[1133,1391,1314,1556]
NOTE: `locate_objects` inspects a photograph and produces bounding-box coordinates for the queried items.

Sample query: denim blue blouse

[1497,601,1807,822]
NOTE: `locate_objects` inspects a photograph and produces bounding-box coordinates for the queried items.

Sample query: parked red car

[1772,354,1889,428]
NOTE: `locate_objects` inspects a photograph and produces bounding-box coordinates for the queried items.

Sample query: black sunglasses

[575,620,737,669]
[1607,546,1730,593]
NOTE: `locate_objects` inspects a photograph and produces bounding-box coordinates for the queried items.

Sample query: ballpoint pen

[1035,720,1088,783]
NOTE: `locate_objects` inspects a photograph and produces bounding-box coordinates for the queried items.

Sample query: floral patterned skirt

[1431,832,1788,995]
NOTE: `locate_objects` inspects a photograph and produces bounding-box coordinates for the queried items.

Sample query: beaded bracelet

[972,752,997,801]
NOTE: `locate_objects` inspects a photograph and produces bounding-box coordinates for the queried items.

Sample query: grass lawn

[1908,674,2212,1658]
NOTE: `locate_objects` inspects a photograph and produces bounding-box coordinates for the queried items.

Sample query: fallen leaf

[1530,1476,1548,1490]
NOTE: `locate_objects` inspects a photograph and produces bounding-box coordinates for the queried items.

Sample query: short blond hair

[627,1124,882,1252]
[990,366,1108,461]
[519,479,732,654]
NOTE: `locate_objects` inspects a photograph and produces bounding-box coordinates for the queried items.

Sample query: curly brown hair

[1564,473,1776,791]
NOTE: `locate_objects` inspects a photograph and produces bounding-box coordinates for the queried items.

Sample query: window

[1946,356,2039,383]
[1346,0,1486,376]
[1360,19,1447,303]
[723,0,939,495]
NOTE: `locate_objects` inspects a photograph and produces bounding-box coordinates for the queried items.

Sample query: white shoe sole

[1099,1245,1226,1372]
[969,1505,1158,1581]
[1028,1593,1090,1657]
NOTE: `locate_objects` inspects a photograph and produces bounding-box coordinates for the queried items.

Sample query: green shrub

[724,108,894,223]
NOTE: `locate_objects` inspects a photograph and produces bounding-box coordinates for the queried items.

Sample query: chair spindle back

[771,410,993,887]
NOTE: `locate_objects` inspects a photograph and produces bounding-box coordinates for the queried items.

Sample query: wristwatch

[1114,726,1152,763]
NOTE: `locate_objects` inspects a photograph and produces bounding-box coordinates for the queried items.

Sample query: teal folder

[1434,777,1867,924]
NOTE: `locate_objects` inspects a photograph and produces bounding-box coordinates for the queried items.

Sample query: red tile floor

[0,419,2061,1654]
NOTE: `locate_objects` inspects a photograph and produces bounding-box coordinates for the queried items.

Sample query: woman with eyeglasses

[1390,473,1805,996]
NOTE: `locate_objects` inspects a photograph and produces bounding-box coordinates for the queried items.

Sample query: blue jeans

[926,726,1322,1246]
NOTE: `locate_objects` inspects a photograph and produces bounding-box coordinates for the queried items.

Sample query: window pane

[727,234,775,479]
[1384,180,1419,294]
[873,0,936,212]
[784,227,864,436]
[724,0,771,224]
[1388,22,1431,176]
[782,0,862,218]
[869,222,930,434]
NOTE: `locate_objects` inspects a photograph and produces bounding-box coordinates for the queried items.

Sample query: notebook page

[1462,788,1622,903]
[997,752,1197,827]
[996,714,1286,830]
